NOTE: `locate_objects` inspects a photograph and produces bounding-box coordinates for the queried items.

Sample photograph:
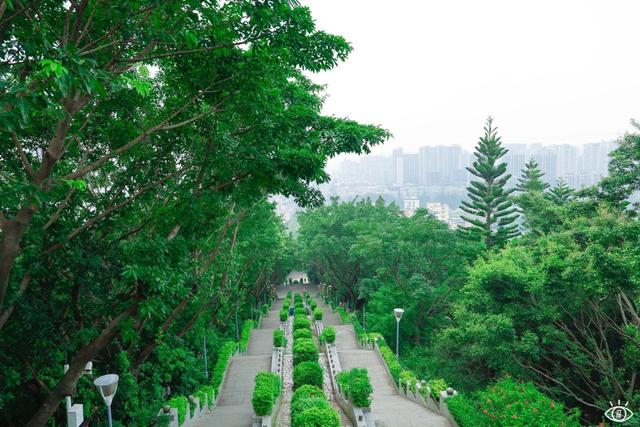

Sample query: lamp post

[393,308,404,358]
[93,374,119,427]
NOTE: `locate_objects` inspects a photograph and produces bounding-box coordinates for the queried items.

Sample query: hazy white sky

[303,0,640,158]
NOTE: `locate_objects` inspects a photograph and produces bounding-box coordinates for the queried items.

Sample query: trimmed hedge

[292,385,325,404]
[446,394,485,427]
[378,343,402,382]
[167,396,188,425]
[261,303,269,315]
[293,317,311,331]
[292,405,340,427]
[294,307,307,315]
[323,327,336,344]
[199,385,215,406]
[212,341,237,394]
[336,368,373,407]
[273,328,286,347]
[252,371,281,416]
[313,308,323,320]
[290,385,340,427]
[293,328,313,340]
[309,300,317,310]
[293,338,318,365]
[280,309,288,322]
[427,378,448,400]
[239,319,254,352]
[293,361,323,389]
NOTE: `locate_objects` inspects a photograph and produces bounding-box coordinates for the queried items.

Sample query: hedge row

[291,385,339,427]
[212,341,238,395]
[239,319,254,352]
[312,307,323,320]
[252,371,281,416]
[166,396,188,425]
[336,368,373,408]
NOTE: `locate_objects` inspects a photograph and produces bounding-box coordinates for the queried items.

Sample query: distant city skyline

[302,0,640,166]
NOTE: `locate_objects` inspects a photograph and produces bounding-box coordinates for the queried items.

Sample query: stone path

[194,298,283,427]
[314,294,451,427]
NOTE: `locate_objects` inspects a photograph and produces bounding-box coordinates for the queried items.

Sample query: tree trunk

[25,309,134,427]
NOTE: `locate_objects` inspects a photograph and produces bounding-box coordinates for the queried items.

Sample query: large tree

[0,2,388,425]
[460,118,519,248]
[516,159,549,193]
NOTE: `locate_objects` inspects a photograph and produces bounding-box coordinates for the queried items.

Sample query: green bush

[280,309,288,322]
[273,328,286,347]
[310,300,317,310]
[291,397,331,421]
[428,378,448,400]
[293,338,318,365]
[212,341,237,394]
[475,378,580,426]
[261,303,269,315]
[287,291,292,298]
[336,368,372,407]
[399,369,418,393]
[239,319,254,352]
[337,307,349,323]
[292,385,325,404]
[294,294,303,303]
[447,394,486,427]
[323,327,336,344]
[292,405,340,427]
[293,317,311,331]
[293,328,313,340]
[166,396,188,425]
[294,307,307,315]
[252,371,281,416]
[313,308,323,320]
[195,390,207,410]
[378,343,402,382]
[293,361,324,389]
[199,385,215,406]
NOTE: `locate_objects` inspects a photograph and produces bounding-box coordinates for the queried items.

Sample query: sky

[302,0,640,164]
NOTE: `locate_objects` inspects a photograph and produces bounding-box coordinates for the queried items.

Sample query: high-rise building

[392,148,404,185]
[418,145,463,186]
[426,202,450,223]
[403,153,419,184]
[504,144,527,187]
[552,144,579,180]
[529,147,557,185]
[403,197,420,216]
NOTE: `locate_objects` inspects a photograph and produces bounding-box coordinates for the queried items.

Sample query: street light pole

[393,308,404,358]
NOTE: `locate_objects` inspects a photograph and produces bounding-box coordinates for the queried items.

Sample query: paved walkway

[314,294,451,427]
[194,298,283,427]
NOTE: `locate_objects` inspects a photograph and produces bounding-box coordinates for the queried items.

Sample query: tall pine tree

[460,117,519,248]
[546,178,574,205]
[516,159,550,192]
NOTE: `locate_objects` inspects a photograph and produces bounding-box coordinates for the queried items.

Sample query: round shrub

[273,329,286,347]
[252,371,280,416]
[292,385,325,405]
[323,327,336,344]
[313,308,323,321]
[294,307,307,315]
[279,309,288,322]
[293,317,311,331]
[292,406,340,427]
[261,303,269,315]
[293,361,324,389]
[291,396,331,418]
[293,338,318,365]
[310,300,317,310]
[294,328,313,340]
